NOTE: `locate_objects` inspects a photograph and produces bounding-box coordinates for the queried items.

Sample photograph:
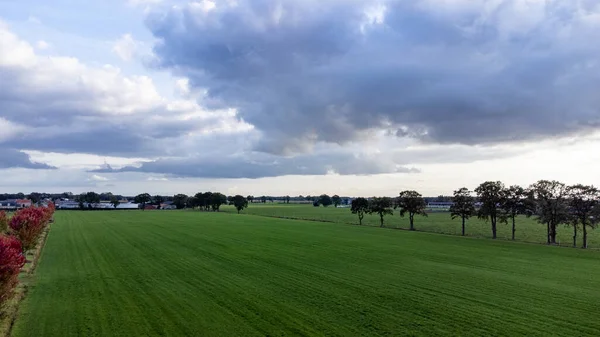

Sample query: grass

[222,203,600,248]
[11,210,600,336]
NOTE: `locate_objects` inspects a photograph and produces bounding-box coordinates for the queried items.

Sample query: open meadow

[11,210,600,336]
[222,203,600,248]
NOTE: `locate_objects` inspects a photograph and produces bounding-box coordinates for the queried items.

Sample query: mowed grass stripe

[12,211,600,336]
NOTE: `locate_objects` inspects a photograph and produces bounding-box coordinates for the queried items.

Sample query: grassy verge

[0,225,52,337]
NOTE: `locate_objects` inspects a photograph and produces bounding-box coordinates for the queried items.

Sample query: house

[116,203,139,209]
[144,204,157,210]
[16,199,32,208]
[0,199,17,209]
[160,201,176,210]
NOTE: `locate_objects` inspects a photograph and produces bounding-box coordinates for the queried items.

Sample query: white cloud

[112,34,138,61]
[89,174,110,182]
[35,40,50,50]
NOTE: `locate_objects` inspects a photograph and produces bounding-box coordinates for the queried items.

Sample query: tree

[285,195,291,204]
[351,198,369,225]
[499,185,530,241]
[260,196,267,204]
[187,196,198,208]
[449,187,476,236]
[85,191,100,207]
[319,194,333,207]
[28,192,41,204]
[110,196,120,209]
[567,185,599,248]
[210,193,227,211]
[134,193,151,210]
[368,197,393,228]
[529,180,569,244]
[332,195,342,208]
[232,195,248,214]
[475,181,505,239]
[153,195,164,209]
[396,190,427,231]
[247,196,254,204]
[173,194,188,209]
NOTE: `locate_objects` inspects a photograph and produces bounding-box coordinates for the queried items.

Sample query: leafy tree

[110,196,120,209]
[567,185,599,248]
[319,194,333,207]
[211,193,227,211]
[85,191,100,204]
[195,192,211,211]
[28,192,41,204]
[332,195,342,208]
[305,195,313,202]
[153,195,164,209]
[285,195,291,204]
[475,181,505,239]
[529,180,569,244]
[499,185,531,241]
[351,197,369,225]
[396,190,427,231]
[134,193,152,210]
[187,196,198,208]
[260,196,267,204]
[173,194,188,209]
[247,196,254,203]
[232,195,248,213]
[368,197,393,228]
[449,187,476,236]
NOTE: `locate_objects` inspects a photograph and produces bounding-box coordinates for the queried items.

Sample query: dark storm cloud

[0,149,56,170]
[146,0,600,154]
[90,151,419,179]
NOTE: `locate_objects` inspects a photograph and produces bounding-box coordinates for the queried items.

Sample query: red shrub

[9,207,47,252]
[0,235,26,305]
[0,211,7,233]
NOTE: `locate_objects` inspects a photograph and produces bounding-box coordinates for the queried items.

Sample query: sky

[1,0,599,197]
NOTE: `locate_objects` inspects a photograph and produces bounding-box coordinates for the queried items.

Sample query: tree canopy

[232,195,248,214]
[368,197,393,228]
[351,197,369,226]
[475,181,505,239]
[449,187,476,236]
[396,190,427,231]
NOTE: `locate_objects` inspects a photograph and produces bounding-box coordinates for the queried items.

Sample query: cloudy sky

[1,0,599,197]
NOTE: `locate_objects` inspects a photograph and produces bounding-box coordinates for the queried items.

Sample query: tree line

[351,180,600,249]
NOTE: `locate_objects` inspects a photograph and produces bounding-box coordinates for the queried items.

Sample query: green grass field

[12,210,600,336]
[222,203,600,248]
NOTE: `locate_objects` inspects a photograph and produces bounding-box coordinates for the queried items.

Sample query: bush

[0,235,26,305]
[9,207,48,252]
[0,211,7,233]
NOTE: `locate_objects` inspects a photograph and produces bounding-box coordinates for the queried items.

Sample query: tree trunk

[573,224,577,248]
[491,216,497,239]
[461,217,465,236]
[359,214,363,226]
[546,222,551,244]
[582,223,587,249]
[550,223,557,244]
[409,213,415,231]
[511,216,516,241]
[380,214,384,228]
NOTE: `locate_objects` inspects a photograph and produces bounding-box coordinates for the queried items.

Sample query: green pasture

[222,203,600,248]
[12,210,600,336]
